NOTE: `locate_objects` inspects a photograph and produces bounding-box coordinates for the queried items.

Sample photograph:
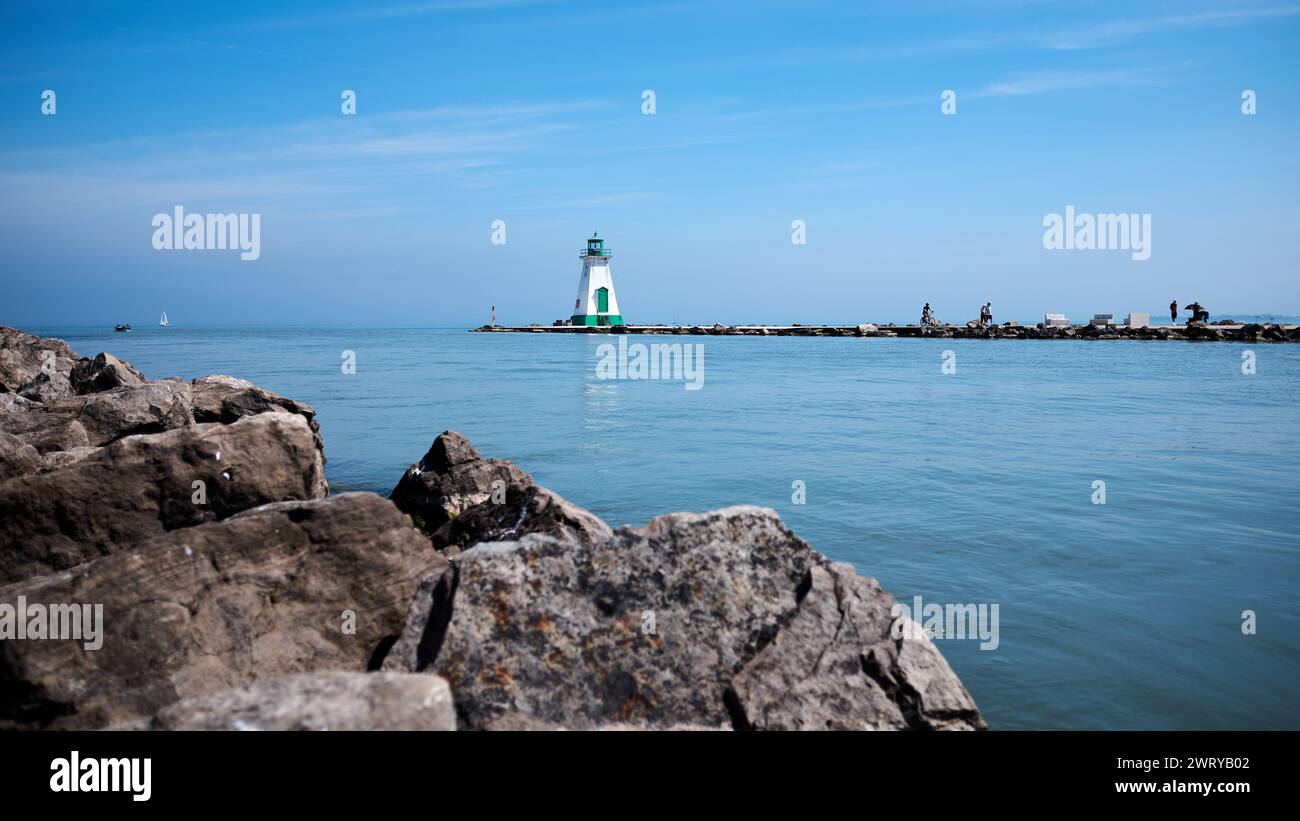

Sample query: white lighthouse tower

[570,232,624,326]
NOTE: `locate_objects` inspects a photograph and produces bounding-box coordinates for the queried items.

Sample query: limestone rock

[189,375,324,454]
[16,371,74,404]
[0,393,38,417]
[0,327,79,392]
[0,412,90,454]
[390,431,611,550]
[0,493,442,730]
[0,412,327,584]
[148,672,455,731]
[0,431,41,484]
[1,381,196,451]
[727,562,984,730]
[38,446,100,473]
[385,505,984,731]
[70,352,147,394]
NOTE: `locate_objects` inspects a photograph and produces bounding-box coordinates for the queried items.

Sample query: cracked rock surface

[1,493,442,730]
[146,671,456,731]
[0,413,327,584]
[389,430,611,552]
[728,562,984,730]
[384,504,985,731]
[0,329,329,584]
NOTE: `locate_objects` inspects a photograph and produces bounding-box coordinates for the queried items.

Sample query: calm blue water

[28,325,1300,730]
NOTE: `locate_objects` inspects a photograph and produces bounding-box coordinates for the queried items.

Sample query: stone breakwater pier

[474,322,1300,342]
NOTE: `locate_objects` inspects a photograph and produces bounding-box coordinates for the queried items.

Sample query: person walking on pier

[1170,299,1178,325]
[979,302,992,327]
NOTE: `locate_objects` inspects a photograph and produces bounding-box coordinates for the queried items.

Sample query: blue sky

[1,0,1298,326]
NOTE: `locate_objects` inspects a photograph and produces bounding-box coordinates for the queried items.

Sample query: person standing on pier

[1170,299,1178,324]
[979,302,992,326]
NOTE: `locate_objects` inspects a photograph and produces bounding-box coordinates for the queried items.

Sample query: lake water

[29,325,1300,730]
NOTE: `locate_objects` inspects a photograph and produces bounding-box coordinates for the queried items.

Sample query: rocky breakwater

[475,321,1300,341]
[2,326,984,730]
[918,321,1300,342]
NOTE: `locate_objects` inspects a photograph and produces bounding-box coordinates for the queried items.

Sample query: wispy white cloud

[514,191,665,210]
[1042,4,1300,49]
[692,3,1300,71]
[224,0,573,32]
[0,98,619,217]
[973,63,1187,97]
[113,27,357,70]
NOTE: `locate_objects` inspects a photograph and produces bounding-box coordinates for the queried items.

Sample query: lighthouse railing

[578,248,612,258]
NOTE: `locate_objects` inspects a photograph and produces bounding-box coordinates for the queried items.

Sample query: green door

[596,287,609,313]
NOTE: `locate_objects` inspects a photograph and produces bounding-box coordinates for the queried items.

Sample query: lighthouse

[570,232,624,326]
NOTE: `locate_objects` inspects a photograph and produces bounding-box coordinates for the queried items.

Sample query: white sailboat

[159,311,169,327]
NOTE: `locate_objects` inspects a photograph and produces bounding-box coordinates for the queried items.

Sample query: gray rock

[0,412,327,584]
[72,381,195,445]
[389,431,611,550]
[0,327,79,392]
[385,505,984,730]
[0,413,91,454]
[70,352,147,394]
[0,393,38,417]
[0,431,41,484]
[481,714,725,731]
[0,493,443,730]
[38,446,100,473]
[189,375,324,454]
[728,563,984,730]
[16,371,74,404]
[148,672,455,731]
[1,381,196,451]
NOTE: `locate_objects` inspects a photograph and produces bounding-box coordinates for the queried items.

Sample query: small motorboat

[114,323,132,333]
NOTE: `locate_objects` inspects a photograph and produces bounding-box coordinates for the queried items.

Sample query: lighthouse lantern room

[571,232,624,326]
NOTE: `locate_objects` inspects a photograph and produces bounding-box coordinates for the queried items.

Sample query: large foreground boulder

[383,506,985,731]
[148,672,456,731]
[0,412,328,584]
[0,493,443,730]
[390,431,611,551]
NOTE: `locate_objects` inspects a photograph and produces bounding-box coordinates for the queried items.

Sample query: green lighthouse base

[571,314,625,327]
